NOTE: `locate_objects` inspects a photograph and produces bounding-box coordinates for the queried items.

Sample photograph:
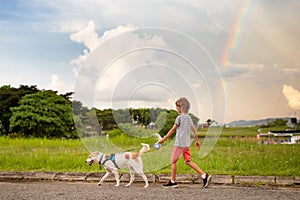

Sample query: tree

[190,113,199,126]
[138,108,151,127]
[71,100,89,136]
[112,108,132,124]
[96,108,117,130]
[9,90,76,138]
[128,108,151,127]
[269,119,288,127]
[0,85,38,135]
[149,108,164,123]
[129,108,139,124]
[260,119,288,128]
[156,109,178,137]
[72,100,89,116]
[155,109,199,136]
[60,92,74,100]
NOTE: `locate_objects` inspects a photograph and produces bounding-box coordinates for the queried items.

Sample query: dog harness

[99,154,120,170]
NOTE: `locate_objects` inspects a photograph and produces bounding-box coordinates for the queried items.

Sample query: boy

[159,97,212,188]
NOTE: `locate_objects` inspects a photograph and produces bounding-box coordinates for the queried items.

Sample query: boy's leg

[171,162,176,182]
[183,148,204,175]
[170,147,182,182]
[187,161,212,187]
[183,148,212,188]
[162,147,181,188]
[185,161,204,175]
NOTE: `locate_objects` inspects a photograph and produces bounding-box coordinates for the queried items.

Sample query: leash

[98,154,104,170]
[123,148,136,152]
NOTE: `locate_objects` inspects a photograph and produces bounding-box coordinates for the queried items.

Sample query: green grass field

[0,127,299,176]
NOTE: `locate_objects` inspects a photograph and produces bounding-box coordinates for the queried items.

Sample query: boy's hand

[195,140,200,149]
[158,138,164,144]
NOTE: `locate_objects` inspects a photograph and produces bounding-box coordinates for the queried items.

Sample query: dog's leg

[138,173,149,188]
[133,165,149,188]
[98,171,110,186]
[112,170,120,187]
[125,167,135,187]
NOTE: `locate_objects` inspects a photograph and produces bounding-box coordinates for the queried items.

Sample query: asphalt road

[0,181,299,200]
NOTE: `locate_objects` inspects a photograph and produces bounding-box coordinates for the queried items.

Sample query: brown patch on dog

[90,152,99,158]
[131,152,140,162]
[125,154,130,160]
[104,154,110,159]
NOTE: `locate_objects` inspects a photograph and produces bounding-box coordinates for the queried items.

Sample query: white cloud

[101,24,137,42]
[70,21,137,52]
[70,49,90,77]
[71,25,224,123]
[73,26,175,104]
[46,74,73,94]
[25,0,238,36]
[70,20,100,52]
[282,85,300,110]
[69,21,137,77]
[220,63,266,80]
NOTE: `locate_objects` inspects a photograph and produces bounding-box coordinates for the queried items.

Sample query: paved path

[1,181,299,200]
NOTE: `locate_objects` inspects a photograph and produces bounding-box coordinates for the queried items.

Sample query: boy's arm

[159,124,178,144]
[192,124,200,149]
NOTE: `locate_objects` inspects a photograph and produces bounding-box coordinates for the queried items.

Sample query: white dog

[85,143,150,188]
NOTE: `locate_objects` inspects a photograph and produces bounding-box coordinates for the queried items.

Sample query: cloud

[220,63,264,79]
[70,24,224,123]
[69,21,137,76]
[221,65,248,79]
[73,26,175,105]
[282,85,300,110]
[70,49,89,77]
[70,20,100,52]
[70,20,110,74]
[70,21,137,52]
[46,74,73,94]
[22,0,238,39]
[8,0,297,123]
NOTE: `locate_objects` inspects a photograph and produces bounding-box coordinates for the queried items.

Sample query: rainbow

[222,0,251,67]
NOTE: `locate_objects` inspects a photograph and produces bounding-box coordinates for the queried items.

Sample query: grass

[0,127,299,176]
[198,126,260,137]
[0,137,91,172]
[191,137,300,176]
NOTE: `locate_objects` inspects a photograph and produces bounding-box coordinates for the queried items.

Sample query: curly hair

[175,97,190,114]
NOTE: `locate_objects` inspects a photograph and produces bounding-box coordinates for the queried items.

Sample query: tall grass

[0,132,299,176]
[0,137,92,172]
[187,137,300,176]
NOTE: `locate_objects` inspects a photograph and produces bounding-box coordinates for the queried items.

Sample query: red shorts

[171,147,191,163]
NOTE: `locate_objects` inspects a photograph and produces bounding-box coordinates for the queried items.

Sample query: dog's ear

[90,151,100,158]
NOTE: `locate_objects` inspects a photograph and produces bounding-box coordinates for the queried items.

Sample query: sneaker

[203,174,212,188]
[162,180,178,188]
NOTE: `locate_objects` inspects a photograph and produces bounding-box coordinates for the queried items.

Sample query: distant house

[198,123,209,128]
[257,130,300,144]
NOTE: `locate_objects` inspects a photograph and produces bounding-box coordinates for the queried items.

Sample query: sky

[0,0,300,124]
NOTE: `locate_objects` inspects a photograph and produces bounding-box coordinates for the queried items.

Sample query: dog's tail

[153,133,162,141]
[139,143,150,154]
